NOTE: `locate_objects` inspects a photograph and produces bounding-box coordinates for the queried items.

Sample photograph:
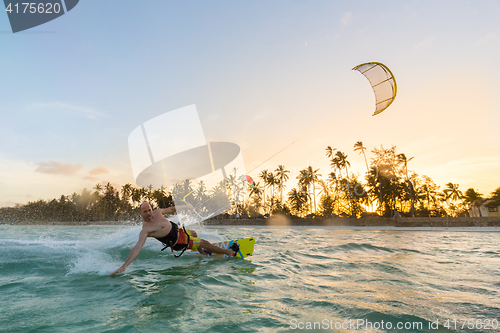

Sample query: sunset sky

[1,0,499,207]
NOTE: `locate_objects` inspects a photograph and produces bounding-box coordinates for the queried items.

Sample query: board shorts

[172,228,201,252]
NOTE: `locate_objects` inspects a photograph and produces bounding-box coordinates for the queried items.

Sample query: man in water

[110,202,239,275]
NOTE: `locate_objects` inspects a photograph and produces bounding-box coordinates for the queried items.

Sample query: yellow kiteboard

[191,237,255,258]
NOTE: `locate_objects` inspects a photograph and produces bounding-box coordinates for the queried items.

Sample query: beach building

[484,200,500,217]
[469,200,500,217]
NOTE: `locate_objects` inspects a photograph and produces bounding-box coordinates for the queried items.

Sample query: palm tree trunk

[362,151,369,172]
[312,182,316,214]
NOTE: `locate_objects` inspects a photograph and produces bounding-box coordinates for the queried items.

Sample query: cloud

[0,194,34,208]
[476,33,496,46]
[81,179,122,192]
[35,161,82,175]
[83,167,110,181]
[419,156,500,193]
[341,12,352,26]
[32,102,105,119]
[89,167,109,176]
[101,180,122,190]
[414,37,435,50]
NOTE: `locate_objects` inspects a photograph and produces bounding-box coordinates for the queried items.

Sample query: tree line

[1,142,499,223]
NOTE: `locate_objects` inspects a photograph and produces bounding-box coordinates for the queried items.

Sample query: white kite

[353,62,397,116]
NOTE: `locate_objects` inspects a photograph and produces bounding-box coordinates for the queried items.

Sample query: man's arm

[110,230,149,276]
[158,204,193,215]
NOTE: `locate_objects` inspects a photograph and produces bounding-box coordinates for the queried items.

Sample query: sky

[1,0,499,207]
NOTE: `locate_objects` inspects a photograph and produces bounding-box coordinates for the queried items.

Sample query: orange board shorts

[172,228,201,252]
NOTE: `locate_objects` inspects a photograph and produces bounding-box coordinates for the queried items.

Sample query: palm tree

[317,179,336,217]
[266,172,278,213]
[325,146,337,160]
[327,171,340,214]
[120,183,133,212]
[330,151,352,214]
[308,166,321,214]
[296,168,311,212]
[207,180,230,214]
[249,181,262,198]
[341,176,366,217]
[332,151,350,178]
[93,183,103,198]
[287,187,309,216]
[354,141,376,212]
[152,185,171,209]
[138,187,148,204]
[102,182,120,219]
[225,172,242,212]
[397,153,415,217]
[420,176,440,216]
[181,179,193,196]
[195,181,208,206]
[489,187,500,206]
[259,169,270,211]
[317,179,331,196]
[248,181,264,215]
[131,187,143,208]
[354,141,369,172]
[443,183,463,202]
[297,166,321,214]
[366,166,389,216]
[120,183,132,199]
[93,183,104,219]
[443,183,463,216]
[274,165,290,206]
[464,188,484,217]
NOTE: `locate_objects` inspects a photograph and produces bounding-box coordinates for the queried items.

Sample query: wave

[0,225,225,276]
[336,242,395,252]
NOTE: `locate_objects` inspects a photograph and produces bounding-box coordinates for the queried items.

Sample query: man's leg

[187,230,205,255]
[199,239,235,256]
[189,230,237,256]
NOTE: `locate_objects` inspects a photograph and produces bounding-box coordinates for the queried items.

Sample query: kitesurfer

[110,202,239,275]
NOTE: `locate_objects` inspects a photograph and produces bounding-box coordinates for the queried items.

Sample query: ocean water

[1,224,499,333]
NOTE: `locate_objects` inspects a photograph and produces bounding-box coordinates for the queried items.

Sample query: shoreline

[2,216,500,228]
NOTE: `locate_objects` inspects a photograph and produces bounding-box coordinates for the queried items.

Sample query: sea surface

[1,224,499,333]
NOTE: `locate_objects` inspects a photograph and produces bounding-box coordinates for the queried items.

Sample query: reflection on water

[0,225,499,332]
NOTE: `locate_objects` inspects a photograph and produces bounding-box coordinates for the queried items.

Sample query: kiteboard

[191,237,255,258]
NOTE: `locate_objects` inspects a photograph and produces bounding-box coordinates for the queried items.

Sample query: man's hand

[110,265,126,276]
[110,230,148,276]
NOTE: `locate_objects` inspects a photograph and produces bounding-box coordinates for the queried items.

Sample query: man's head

[139,202,153,221]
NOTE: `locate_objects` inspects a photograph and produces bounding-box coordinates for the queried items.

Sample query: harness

[156,221,190,258]
[170,225,190,258]
[156,221,178,250]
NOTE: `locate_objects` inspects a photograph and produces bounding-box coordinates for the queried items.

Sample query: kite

[352,62,397,116]
[239,175,255,186]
